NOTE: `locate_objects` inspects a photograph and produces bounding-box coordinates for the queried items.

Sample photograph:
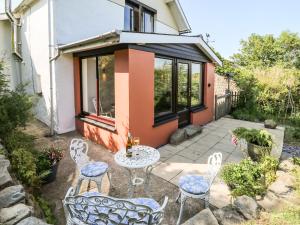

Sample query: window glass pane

[81,58,97,114]
[142,11,154,32]
[98,55,115,119]
[124,4,133,31]
[177,63,189,111]
[154,58,173,117]
[191,63,203,106]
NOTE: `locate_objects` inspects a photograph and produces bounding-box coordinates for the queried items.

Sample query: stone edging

[0,144,50,225]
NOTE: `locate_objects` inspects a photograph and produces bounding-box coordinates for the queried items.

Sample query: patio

[26,117,285,224]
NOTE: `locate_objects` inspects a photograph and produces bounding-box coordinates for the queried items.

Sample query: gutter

[5,0,23,61]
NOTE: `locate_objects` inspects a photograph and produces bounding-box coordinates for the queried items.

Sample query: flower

[231,135,238,146]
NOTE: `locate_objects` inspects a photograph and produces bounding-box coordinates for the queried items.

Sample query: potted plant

[38,146,64,184]
[232,128,274,161]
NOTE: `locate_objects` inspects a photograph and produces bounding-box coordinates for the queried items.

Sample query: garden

[214,31,300,224]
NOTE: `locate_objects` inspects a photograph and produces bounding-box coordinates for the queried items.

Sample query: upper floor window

[124,0,155,33]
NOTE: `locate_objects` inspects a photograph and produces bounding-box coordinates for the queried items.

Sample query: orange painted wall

[127,49,178,147]
[191,63,215,125]
[74,51,131,152]
[73,50,216,151]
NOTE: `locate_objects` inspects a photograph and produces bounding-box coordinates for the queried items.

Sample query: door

[177,62,190,127]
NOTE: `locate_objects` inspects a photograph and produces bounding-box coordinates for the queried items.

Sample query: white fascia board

[165,0,191,33]
[119,32,222,66]
[14,0,39,15]
[0,14,8,21]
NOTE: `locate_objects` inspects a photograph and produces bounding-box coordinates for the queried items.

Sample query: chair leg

[96,177,103,193]
[176,192,181,203]
[107,170,112,185]
[204,192,210,208]
[176,193,187,225]
[75,177,83,195]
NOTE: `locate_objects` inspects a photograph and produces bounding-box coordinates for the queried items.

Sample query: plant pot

[43,162,59,184]
[247,143,272,161]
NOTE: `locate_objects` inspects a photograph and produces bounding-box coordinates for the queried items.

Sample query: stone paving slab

[155,117,285,209]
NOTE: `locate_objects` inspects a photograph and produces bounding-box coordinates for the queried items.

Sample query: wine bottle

[126,132,133,157]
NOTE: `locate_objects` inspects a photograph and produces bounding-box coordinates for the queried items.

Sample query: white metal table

[114,145,160,197]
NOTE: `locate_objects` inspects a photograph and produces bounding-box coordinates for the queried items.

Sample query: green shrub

[293,157,300,166]
[3,130,35,153]
[233,128,273,147]
[259,156,279,186]
[36,196,57,224]
[221,159,266,197]
[11,148,41,187]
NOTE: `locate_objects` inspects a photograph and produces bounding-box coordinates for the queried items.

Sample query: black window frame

[79,53,116,125]
[154,55,206,125]
[124,0,156,33]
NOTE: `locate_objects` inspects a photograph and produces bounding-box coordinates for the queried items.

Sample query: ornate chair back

[206,152,223,186]
[70,138,90,169]
[64,188,167,225]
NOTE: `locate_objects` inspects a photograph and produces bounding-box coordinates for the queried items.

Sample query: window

[191,63,203,107]
[142,10,154,32]
[154,58,173,117]
[81,55,115,120]
[124,0,155,33]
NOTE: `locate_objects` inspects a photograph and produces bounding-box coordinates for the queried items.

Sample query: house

[0,0,221,151]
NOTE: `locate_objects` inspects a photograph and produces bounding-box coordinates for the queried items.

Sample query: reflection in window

[154,58,173,117]
[124,4,134,31]
[191,63,203,106]
[142,10,154,32]
[177,63,189,111]
[81,55,115,119]
[98,55,115,118]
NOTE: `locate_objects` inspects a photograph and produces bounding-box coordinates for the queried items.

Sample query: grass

[242,166,300,225]
[284,126,300,146]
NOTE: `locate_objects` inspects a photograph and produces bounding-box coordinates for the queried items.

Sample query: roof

[14,0,38,14]
[165,0,191,33]
[0,13,8,21]
[59,30,222,66]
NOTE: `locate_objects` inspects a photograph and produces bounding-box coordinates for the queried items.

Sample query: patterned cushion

[73,192,160,224]
[80,162,108,177]
[179,175,209,195]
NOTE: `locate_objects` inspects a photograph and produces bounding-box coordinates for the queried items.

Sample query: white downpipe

[48,0,59,136]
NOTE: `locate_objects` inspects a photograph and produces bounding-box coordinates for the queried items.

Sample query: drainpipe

[48,0,60,136]
[5,0,22,61]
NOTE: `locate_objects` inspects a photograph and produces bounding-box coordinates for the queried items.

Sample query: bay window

[81,55,115,121]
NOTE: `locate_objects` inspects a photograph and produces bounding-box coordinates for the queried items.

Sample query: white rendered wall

[20,0,52,126]
[0,20,20,89]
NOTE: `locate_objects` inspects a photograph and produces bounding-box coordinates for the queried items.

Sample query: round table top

[114,145,160,169]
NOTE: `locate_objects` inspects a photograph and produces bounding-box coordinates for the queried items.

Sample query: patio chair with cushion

[63,187,168,225]
[70,138,111,194]
[176,152,223,225]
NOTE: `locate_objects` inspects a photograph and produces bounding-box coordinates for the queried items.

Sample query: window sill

[77,116,117,133]
[190,105,207,113]
[153,114,178,127]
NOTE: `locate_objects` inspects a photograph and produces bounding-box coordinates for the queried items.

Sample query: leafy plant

[293,157,300,166]
[11,148,41,187]
[43,146,64,165]
[221,159,266,197]
[259,156,279,186]
[36,196,57,224]
[233,128,273,147]
[3,130,35,154]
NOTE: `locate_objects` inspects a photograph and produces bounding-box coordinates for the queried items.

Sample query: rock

[278,159,295,172]
[16,217,50,225]
[0,160,13,190]
[280,151,293,161]
[276,170,296,187]
[257,191,282,212]
[268,178,293,197]
[233,195,260,220]
[170,129,187,145]
[0,185,25,208]
[0,204,33,225]
[184,125,203,138]
[213,205,245,225]
[264,120,277,129]
[182,208,219,225]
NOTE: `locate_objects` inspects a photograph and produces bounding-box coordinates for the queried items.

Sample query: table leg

[125,168,135,198]
[144,165,154,197]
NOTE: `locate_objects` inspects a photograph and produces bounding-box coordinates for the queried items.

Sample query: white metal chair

[176,152,223,225]
[70,138,111,194]
[63,187,168,225]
